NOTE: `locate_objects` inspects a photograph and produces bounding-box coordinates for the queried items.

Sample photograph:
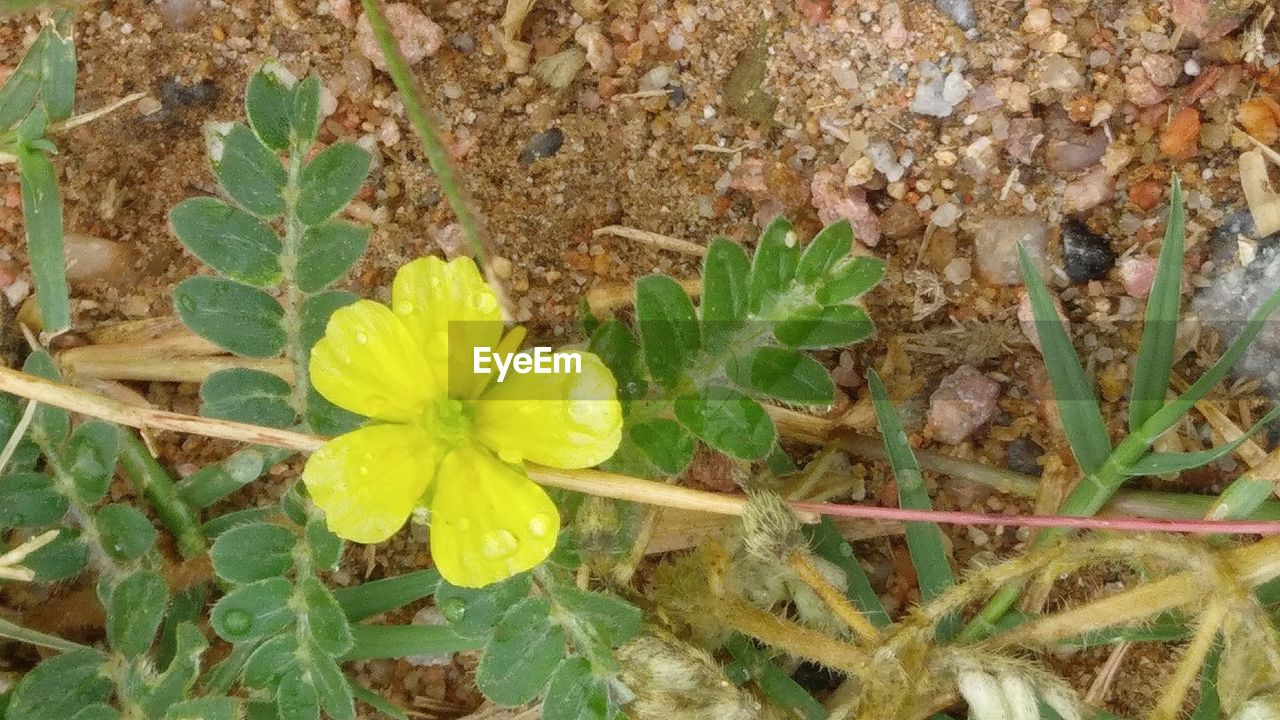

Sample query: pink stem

[788,501,1280,535]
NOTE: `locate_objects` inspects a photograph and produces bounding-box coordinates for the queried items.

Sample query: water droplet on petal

[497,448,522,464]
[355,332,369,345]
[474,293,497,314]
[478,529,518,560]
[396,301,414,315]
[454,517,470,532]
[568,400,595,423]
[566,432,594,447]
[528,514,551,538]
[428,276,442,289]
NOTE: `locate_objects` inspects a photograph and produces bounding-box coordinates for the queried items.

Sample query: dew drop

[428,276,442,289]
[355,332,369,345]
[454,517,470,532]
[440,597,467,623]
[839,543,854,558]
[497,448,522,464]
[220,608,253,635]
[474,294,497,313]
[567,400,595,423]
[478,529,518,560]
[566,432,593,447]
[784,231,798,248]
[527,514,551,538]
[396,301,414,315]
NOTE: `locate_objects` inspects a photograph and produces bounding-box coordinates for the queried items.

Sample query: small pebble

[1062,167,1114,214]
[1061,219,1116,283]
[1128,181,1164,212]
[810,169,881,246]
[1160,107,1201,160]
[1118,255,1158,298]
[520,127,564,165]
[1006,437,1044,476]
[65,232,135,286]
[928,365,1001,444]
[973,216,1050,284]
[356,4,443,71]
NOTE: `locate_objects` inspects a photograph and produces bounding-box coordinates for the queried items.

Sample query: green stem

[116,429,206,559]
[358,0,488,265]
[0,616,96,654]
[29,426,124,579]
[280,148,309,420]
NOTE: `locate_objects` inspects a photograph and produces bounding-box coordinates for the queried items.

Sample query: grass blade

[17,146,70,333]
[342,624,482,662]
[724,635,826,720]
[1018,245,1111,474]
[1129,174,1185,432]
[347,677,409,720]
[333,570,440,622]
[867,369,957,639]
[0,616,94,654]
[1126,406,1280,476]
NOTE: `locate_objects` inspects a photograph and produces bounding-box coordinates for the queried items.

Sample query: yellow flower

[303,256,623,587]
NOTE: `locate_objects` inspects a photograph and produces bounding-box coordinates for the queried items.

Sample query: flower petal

[474,350,622,468]
[428,445,560,588]
[391,257,505,399]
[303,424,439,544]
[310,299,439,421]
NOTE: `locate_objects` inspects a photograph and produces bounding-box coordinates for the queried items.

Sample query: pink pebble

[928,365,1001,445]
[1119,255,1158,298]
[356,4,443,72]
[810,169,881,247]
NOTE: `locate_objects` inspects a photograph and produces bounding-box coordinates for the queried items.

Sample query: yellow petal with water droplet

[473,350,622,469]
[310,300,441,421]
[391,257,505,399]
[427,445,560,588]
[302,424,440,544]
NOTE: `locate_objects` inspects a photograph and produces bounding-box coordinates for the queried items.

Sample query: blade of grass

[1188,640,1222,720]
[724,634,827,720]
[0,616,95,654]
[341,624,483,662]
[1129,174,1185,432]
[17,145,70,334]
[333,569,440,622]
[805,517,891,628]
[1018,244,1111,474]
[347,677,409,720]
[1126,406,1280,476]
[867,369,957,640]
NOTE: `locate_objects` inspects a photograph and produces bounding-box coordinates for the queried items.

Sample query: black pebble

[519,127,564,166]
[1006,436,1044,476]
[667,86,687,106]
[1061,219,1116,284]
[159,77,218,111]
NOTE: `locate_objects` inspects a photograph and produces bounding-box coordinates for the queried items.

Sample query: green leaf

[635,274,700,387]
[142,623,209,716]
[627,418,695,475]
[0,29,49,129]
[244,635,299,690]
[164,698,242,720]
[106,569,169,658]
[477,597,566,705]
[867,369,957,640]
[276,672,320,720]
[24,528,87,581]
[291,75,322,149]
[333,569,440,622]
[342,624,484,662]
[38,26,75,122]
[201,368,295,427]
[748,217,800,312]
[726,346,833,406]
[245,61,297,152]
[1128,406,1280,476]
[207,122,287,218]
[296,143,371,226]
[306,516,343,570]
[1018,245,1112,475]
[8,650,111,720]
[157,587,208,671]
[588,320,647,403]
[305,388,364,436]
[96,503,157,561]
[169,197,283,287]
[309,653,356,720]
[69,704,118,720]
[174,276,286,357]
[701,238,751,352]
[797,219,853,283]
[297,221,370,292]
[178,446,293,509]
[300,575,354,656]
[23,352,68,441]
[0,473,66,527]
[434,573,532,638]
[210,522,296,583]
[817,256,886,305]
[542,656,611,720]
[674,385,775,460]
[774,304,875,349]
[211,577,294,643]
[66,420,118,503]
[1129,174,1185,432]
[299,290,358,351]
[805,517,890,628]
[546,584,642,648]
[17,146,70,333]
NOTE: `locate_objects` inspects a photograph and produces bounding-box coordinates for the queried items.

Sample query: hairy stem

[788,549,881,645]
[720,599,868,675]
[1150,598,1227,720]
[116,429,206,559]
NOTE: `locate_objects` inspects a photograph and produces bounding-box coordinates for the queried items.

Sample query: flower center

[419,397,473,448]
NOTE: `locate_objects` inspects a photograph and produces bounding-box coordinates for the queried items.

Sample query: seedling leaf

[635,274,700,387]
[1129,175,1185,432]
[701,238,751,352]
[174,276,287,357]
[674,385,775,460]
[170,197,283,287]
[17,146,70,333]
